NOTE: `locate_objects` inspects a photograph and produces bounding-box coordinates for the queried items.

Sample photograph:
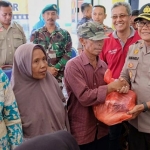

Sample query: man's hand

[47,67,59,77]
[117,77,130,93]
[107,77,129,94]
[127,104,144,119]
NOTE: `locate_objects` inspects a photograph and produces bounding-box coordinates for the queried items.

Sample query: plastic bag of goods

[93,69,136,126]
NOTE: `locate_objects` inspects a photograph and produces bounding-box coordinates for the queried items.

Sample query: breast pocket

[127,61,138,83]
[13,34,23,48]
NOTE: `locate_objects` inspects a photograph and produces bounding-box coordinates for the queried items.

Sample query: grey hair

[111,2,132,15]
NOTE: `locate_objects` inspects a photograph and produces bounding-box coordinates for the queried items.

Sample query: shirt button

[10,52,12,54]
[94,83,96,85]
[9,45,11,47]
[7,38,9,40]
[97,123,99,125]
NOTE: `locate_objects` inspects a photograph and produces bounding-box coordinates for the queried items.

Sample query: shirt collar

[0,22,15,29]
[43,25,60,32]
[112,26,135,39]
[81,51,102,68]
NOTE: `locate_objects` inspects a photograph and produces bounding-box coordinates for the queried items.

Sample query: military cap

[77,21,108,41]
[134,3,150,22]
[42,4,58,14]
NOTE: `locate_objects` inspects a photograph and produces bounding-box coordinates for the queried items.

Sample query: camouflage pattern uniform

[77,17,92,51]
[77,17,92,28]
[77,21,108,40]
[77,22,113,50]
[30,26,72,84]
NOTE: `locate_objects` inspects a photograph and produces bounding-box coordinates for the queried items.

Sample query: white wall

[139,0,150,9]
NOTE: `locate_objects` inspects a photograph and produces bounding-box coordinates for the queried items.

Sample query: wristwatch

[142,102,149,112]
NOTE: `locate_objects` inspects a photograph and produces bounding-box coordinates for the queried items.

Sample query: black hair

[0,1,12,7]
[131,9,139,16]
[93,5,106,14]
[81,3,91,13]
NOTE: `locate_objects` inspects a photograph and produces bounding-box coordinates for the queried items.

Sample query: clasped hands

[107,77,129,94]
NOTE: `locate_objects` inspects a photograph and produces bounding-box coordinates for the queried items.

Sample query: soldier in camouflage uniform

[30,4,72,87]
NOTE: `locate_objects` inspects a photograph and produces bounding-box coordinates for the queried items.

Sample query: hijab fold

[12,43,69,138]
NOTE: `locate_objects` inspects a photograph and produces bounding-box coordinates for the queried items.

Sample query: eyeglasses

[137,21,150,28]
[111,14,129,20]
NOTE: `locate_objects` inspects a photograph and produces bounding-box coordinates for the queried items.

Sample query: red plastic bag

[93,69,136,126]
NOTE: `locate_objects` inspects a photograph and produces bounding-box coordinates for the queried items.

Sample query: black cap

[134,3,150,22]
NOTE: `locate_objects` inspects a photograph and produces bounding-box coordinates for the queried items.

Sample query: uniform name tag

[129,56,139,60]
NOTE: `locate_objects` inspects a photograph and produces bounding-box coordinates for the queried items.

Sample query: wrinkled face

[137,19,150,45]
[92,7,106,24]
[111,6,131,32]
[80,38,104,56]
[42,10,58,25]
[0,6,12,26]
[130,16,138,30]
[32,49,48,79]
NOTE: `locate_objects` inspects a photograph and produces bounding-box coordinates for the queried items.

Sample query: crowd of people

[0,0,150,150]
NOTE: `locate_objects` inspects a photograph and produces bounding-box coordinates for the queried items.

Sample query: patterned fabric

[0,69,23,150]
[77,22,108,40]
[103,25,113,36]
[77,17,92,28]
[30,26,72,83]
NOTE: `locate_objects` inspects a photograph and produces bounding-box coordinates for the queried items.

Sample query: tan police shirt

[0,21,26,66]
[120,40,150,133]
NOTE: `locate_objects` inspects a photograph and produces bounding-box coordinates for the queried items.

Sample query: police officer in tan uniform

[0,1,26,66]
[120,3,150,150]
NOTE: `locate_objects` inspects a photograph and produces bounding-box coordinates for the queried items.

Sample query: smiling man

[30,4,72,89]
[120,3,150,150]
[100,2,141,150]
